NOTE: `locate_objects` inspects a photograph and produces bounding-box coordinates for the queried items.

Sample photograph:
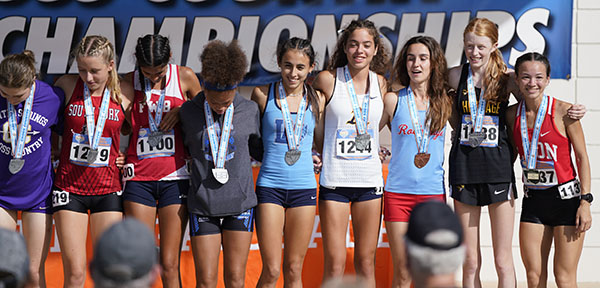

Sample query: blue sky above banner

[0,0,573,84]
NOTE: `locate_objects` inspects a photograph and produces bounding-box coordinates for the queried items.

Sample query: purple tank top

[0,80,64,211]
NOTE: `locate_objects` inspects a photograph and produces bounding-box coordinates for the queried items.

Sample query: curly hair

[277,37,320,122]
[73,35,121,103]
[327,19,390,75]
[200,40,247,90]
[394,36,452,133]
[135,34,171,88]
[0,50,36,88]
[463,18,509,103]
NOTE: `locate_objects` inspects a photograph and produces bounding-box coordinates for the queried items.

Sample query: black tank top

[449,64,514,184]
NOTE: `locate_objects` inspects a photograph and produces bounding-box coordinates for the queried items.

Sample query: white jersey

[320,67,384,188]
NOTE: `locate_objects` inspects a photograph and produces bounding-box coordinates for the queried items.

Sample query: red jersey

[513,96,577,190]
[54,79,124,195]
[125,64,189,181]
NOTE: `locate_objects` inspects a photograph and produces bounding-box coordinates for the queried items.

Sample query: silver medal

[8,158,25,174]
[148,131,163,148]
[212,168,229,184]
[468,131,485,148]
[285,149,301,166]
[355,133,371,151]
[87,149,99,164]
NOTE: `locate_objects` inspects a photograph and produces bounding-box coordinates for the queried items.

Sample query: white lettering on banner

[0,9,550,75]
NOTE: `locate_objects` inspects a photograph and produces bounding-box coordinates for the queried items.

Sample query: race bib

[122,163,135,181]
[558,179,581,200]
[69,133,111,167]
[335,129,373,160]
[52,190,69,207]
[136,128,175,159]
[459,115,500,147]
[522,160,558,189]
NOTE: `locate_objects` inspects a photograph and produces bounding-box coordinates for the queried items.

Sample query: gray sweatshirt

[180,92,262,217]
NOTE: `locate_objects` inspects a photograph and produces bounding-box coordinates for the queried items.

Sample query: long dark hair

[327,19,390,75]
[135,34,171,88]
[277,37,320,122]
[394,36,452,133]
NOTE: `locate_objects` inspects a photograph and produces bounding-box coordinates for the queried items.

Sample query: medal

[466,66,487,148]
[526,169,541,184]
[343,66,371,151]
[413,153,430,169]
[83,84,111,165]
[144,72,168,148]
[519,94,549,185]
[204,100,234,185]
[6,83,35,174]
[406,87,432,168]
[285,149,301,166]
[87,149,99,163]
[277,82,307,166]
[355,133,371,151]
[212,168,229,184]
[468,131,485,148]
[8,158,25,174]
[148,131,163,148]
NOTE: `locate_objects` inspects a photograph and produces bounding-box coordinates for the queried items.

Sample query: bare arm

[54,74,79,105]
[179,66,202,100]
[380,91,397,131]
[311,70,335,103]
[250,85,269,115]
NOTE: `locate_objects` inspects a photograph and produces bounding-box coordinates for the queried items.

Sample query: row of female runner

[0,17,591,288]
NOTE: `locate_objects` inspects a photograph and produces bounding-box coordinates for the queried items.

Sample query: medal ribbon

[144,73,167,133]
[406,86,431,153]
[7,83,35,159]
[278,82,307,151]
[83,84,111,150]
[343,66,369,135]
[467,66,487,133]
[520,94,548,170]
[204,100,234,169]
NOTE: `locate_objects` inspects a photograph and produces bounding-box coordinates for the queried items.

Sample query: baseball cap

[406,201,463,250]
[0,228,29,287]
[90,218,157,283]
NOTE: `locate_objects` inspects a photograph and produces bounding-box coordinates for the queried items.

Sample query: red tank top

[125,64,189,181]
[513,96,577,189]
[54,79,124,195]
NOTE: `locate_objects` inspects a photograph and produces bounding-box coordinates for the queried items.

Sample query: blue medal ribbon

[406,86,431,154]
[144,67,168,133]
[83,84,111,151]
[204,100,234,169]
[278,82,307,151]
[520,94,548,169]
[467,66,487,133]
[7,83,35,159]
[343,66,369,135]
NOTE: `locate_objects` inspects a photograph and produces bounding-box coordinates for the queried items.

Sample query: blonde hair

[463,18,508,103]
[0,50,36,88]
[73,35,121,104]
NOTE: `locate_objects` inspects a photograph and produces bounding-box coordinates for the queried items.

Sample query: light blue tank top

[256,83,317,189]
[385,88,446,195]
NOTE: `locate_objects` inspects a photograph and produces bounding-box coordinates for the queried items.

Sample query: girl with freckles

[53,35,134,288]
[379,36,453,288]
[312,19,390,287]
[252,37,323,288]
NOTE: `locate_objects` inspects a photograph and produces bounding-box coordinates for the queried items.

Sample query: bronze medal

[414,153,430,168]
